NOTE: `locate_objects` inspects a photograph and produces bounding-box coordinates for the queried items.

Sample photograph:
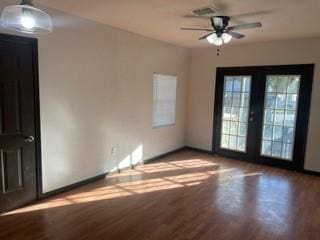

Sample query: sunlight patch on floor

[1,158,262,216]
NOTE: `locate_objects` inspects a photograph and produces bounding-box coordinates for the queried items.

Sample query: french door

[213,65,314,170]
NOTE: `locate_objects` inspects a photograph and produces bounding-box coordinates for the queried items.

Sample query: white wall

[0,6,190,193]
[187,38,320,172]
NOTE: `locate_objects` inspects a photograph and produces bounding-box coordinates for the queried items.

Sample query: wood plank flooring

[1,149,320,240]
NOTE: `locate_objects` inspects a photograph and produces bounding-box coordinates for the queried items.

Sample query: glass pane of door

[261,75,300,160]
[220,76,251,152]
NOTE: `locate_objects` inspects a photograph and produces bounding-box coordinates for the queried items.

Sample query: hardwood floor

[1,149,320,240]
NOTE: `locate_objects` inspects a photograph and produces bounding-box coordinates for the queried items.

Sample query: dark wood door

[0,34,39,212]
[213,65,314,170]
[213,69,260,162]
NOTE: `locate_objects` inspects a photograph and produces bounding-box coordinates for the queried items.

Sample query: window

[261,75,300,160]
[220,76,251,152]
[153,73,177,128]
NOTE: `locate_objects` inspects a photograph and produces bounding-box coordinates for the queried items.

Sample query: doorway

[0,33,41,213]
[213,65,314,170]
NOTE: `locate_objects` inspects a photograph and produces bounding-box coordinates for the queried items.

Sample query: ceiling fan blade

[227,22,262,31]
[199,32,215,40]
[228,31,245,39]
[181,27,213,31]
[230,10,273,19]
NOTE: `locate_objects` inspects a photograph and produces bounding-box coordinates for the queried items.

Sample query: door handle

[249,111,255,121]
[12,134,35,143]
[25,136,35,143]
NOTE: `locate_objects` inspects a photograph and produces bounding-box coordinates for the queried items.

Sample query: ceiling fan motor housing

[212,16,230,36]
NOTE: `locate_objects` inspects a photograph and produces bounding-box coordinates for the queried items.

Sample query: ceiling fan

[181,16,262,46]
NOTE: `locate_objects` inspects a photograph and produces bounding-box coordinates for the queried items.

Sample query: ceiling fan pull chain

[217,47,221,56]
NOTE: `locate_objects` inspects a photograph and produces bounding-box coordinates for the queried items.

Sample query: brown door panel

[0,35,38,212]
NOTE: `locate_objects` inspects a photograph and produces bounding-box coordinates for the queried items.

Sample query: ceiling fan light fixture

[221,33,232,44]
[207,33,223,46]
[206,33,215,44]
[214,38,223,46]
[0,0,53,34]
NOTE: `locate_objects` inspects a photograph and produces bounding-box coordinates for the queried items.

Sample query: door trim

[0,33,43,199]
[212,64,314,171]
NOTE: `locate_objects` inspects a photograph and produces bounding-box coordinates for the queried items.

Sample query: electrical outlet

[111,147,118,156]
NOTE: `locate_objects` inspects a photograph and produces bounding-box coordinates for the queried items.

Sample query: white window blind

[153,74,177,128]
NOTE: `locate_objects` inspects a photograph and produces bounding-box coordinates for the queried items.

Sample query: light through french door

[221,76,251,152]
[260,75,300,160]
[214,65,314,170]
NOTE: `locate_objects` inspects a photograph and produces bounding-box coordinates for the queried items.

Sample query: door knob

[25,136,35,143]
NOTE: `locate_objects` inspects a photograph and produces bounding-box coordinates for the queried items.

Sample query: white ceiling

[38,0,320,48]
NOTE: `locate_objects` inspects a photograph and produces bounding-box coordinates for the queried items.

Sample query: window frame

[152,73,177,128]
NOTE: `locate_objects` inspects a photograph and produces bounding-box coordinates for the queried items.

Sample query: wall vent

[192,7,216,16]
